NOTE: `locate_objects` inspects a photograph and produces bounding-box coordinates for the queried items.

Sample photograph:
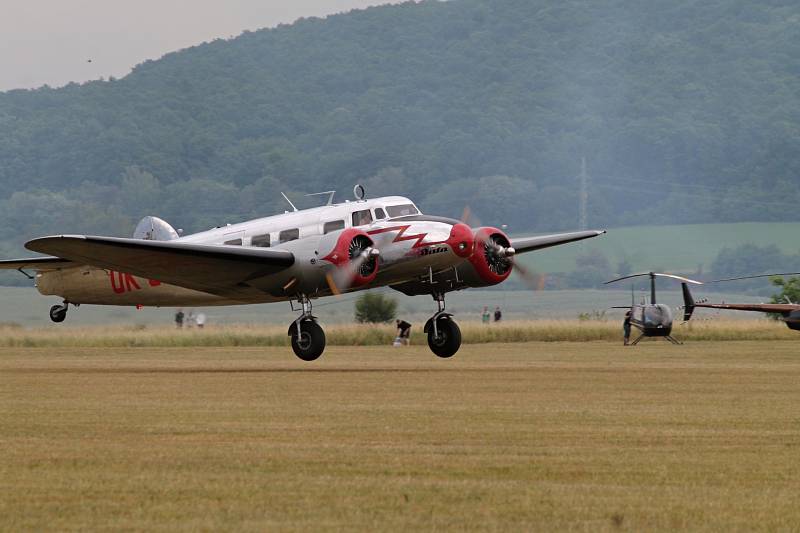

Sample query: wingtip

[25,235,86,252]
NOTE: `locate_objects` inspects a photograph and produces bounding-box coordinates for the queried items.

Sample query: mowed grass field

[0,319,798,347]
[2,342,800,531]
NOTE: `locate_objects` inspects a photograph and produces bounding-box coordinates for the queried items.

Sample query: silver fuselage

[35,196,470,306]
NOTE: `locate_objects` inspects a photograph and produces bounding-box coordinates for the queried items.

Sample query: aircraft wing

[25,235,295,297]
[0,256,78,270]
[695,302,799,314]
[511,230,606,254]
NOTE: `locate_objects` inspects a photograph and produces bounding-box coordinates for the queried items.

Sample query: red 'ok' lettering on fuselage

[108,271,161,294]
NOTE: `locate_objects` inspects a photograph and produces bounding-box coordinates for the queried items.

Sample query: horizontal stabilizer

[511,230,605,254]
[0,256,77,270]
[26,235,294,298]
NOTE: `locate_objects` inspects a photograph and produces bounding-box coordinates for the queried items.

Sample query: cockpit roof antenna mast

[305,190,336,206]
[280,192,298,212]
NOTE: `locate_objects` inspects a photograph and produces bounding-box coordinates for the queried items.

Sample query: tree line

[0,0,799,280]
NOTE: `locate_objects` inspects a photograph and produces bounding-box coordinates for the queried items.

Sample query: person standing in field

[623,310,632,346]
[482,306,490,324]
[175,309,184,328]
[494,306,502,322]
[196,312,206,329]
[186,309,196,328]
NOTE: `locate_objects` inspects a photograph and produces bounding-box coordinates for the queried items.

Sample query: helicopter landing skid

[630,334,683,346]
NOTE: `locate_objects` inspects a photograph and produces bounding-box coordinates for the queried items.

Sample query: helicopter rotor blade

[605,272,703,285]
[708,272,800,283]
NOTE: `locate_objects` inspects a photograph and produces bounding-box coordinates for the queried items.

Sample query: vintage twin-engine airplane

[0,188,604,360]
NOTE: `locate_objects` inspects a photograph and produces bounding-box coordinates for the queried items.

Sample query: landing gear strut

[287,295,326,361]
[424,293,461,358]
[49,302,69,323]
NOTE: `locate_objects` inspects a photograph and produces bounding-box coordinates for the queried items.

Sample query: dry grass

[2,341,800,531]
[0,318,796,347]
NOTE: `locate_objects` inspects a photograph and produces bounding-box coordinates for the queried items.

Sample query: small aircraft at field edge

[0,186,605,361]
[683,273,800,330]
[605,271,701,345]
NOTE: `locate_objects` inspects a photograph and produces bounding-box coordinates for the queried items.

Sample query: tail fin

[682,282,695,321]
[133,216,179,241]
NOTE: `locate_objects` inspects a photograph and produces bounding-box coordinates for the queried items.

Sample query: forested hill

[1,0,799,254]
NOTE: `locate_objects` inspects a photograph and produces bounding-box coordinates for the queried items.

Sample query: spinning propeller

[462,205,544,291]
[325,234,380,295]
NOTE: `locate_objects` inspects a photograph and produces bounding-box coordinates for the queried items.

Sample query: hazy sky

[0,0,402,91]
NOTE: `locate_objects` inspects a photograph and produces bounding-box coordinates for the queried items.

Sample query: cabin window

[323,220,345,234]
[386,204,419,217]
[279,228,299,243]
[251,234,270,247]
[351,209,373,227]
[374,207,387,220]
[224,238,242,246]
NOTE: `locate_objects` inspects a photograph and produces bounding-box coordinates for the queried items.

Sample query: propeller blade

[325,273,341,296]
[513,262,545,291]
[460,204,481,227]
[326,248,375,296]
[460,205,471,223]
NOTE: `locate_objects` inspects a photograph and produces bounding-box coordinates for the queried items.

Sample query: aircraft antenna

[305,191,336,206]
[280,192,298,212]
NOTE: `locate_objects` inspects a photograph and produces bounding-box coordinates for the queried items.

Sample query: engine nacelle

[318,228,379,288]
[456,227,514,288]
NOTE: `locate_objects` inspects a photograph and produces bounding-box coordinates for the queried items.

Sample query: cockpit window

[374,207,387,220]
[386,204,419,217]
[352,209,373,227]
[644,305,672,326]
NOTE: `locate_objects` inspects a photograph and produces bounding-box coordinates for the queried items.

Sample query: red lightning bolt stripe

[367,225,448,249]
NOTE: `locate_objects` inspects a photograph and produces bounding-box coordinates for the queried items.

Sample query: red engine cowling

[457,227,514,287]
[320,228,379,288]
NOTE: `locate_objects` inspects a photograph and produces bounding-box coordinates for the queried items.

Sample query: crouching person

[393,319,412,346]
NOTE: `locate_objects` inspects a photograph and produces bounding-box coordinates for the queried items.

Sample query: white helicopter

[0,185,605,361]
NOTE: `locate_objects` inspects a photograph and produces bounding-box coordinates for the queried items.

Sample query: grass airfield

[2,342,800,531]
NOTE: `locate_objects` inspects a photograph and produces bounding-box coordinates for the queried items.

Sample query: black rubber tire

[427,317,461,358]
[49,305,67,323]
[290,320,326,361]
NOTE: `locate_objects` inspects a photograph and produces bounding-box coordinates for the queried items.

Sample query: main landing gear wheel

[427,316,461,358]
[290,320,326,361]
[49,304,68,323]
